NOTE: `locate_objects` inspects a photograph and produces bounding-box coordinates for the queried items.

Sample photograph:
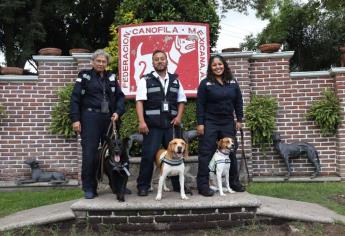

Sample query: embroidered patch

[111,87,115,92]
[76,78,82,82]
[109,74,116,81]
[82,74,91,80]
[173,80,178,84]
[206,82,213,86]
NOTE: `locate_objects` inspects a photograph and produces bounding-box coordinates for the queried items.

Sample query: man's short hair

[91,49,111,63]
[152,49,167,59]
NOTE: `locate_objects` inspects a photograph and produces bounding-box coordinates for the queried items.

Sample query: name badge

[161,101,170,112]
[101,101,109,113]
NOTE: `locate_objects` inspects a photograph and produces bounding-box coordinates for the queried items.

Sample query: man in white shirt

[136,50,187,196]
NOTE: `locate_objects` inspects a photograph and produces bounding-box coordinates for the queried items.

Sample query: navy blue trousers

[137,127,180,191]
[197,120,241,191]
[80,110,110,192]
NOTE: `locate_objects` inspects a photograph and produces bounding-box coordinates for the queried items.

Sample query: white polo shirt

[136,71,187,103]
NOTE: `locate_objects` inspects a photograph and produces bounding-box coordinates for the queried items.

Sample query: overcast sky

[0,9,267,66]
[215,9,268,52]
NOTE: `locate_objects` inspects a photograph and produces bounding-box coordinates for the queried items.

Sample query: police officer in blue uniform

[196,54,245,197]
[70,49,125,199]
[136,50,187,196]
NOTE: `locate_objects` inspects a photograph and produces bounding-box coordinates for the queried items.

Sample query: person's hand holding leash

[72,121,81,134]
[236,121,242,131]
[171,116,182,126]
[197,125,204,136]
[139,121,149,135]
[111,113,119,121]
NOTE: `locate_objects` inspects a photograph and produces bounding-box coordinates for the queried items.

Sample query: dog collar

[217,149,231,156]
[161,156,184,166]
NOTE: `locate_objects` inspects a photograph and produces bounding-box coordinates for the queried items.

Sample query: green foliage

[306,88,341,136]
[0,0,119,67]
[247,182,345,215]
[244,94,278,151]
[0,188,83,218]
[50,84,75,139]
[0,103,6,121]
[106,0,220,71]
[242,0,345,71]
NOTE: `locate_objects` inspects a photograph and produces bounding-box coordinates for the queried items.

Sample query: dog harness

[159,151,184,166]
[209,150,231,173]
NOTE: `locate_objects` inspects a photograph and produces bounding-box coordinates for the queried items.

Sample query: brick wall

[0,51,344,182]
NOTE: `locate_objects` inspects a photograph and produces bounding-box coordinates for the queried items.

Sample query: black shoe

[125,188,132,195]
[231,185,246,192]
[198,188,214,197]
[138,189,148,196]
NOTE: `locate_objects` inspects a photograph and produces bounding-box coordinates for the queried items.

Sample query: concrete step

[71,191,260,231]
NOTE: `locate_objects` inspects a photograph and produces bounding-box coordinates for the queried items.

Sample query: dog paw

[220,193,226,196]
[227,188,235,193]
[181,195,189,200]
[155,195,162,201]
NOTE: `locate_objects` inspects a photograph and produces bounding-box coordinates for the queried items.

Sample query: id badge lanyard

[162,78,170,112]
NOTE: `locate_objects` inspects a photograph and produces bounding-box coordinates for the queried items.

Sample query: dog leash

[240,129,250,182]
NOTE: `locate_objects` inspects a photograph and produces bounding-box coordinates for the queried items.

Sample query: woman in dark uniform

[196,55,244,196]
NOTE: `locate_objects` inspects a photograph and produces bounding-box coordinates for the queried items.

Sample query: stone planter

[69,48,90,55]
[0,66,24,75]
[258,43,281,53]
[38,47,62,56]
[221,47,241,53]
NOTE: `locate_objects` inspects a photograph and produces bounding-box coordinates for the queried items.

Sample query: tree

[0,0,119,67]
[240,0,345,71]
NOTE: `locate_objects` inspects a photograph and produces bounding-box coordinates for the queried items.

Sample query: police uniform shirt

[196,78,243,125]
[136,71,187,102]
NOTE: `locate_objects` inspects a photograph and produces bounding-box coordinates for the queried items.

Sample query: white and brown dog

[154,138,189,200]
[209,137,236,196]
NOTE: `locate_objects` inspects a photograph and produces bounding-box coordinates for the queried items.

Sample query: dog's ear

[217,139,222,149]
[183,142,189,159]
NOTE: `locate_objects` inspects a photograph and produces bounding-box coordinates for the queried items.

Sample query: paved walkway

[1,192,345,232]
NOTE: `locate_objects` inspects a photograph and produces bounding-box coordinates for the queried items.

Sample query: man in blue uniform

[70,49,125,199]
[136,50,187,196]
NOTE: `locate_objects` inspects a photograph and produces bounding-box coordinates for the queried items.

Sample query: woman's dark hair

[206,55,234,82]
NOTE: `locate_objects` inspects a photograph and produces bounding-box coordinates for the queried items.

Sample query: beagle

[154,138,189,200]
[209,137,235,196]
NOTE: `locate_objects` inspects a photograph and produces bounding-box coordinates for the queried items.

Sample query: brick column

[222,52,253,181]
[331,68,345,179]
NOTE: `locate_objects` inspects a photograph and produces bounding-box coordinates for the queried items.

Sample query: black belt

[86,108,102,113]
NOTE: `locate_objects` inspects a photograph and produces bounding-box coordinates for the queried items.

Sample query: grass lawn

[0,188,83,218]
[247,182,345,215]
[0,182,344,218]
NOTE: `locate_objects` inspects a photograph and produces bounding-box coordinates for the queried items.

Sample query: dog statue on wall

[16,159,67,184]
[272,133,321,180]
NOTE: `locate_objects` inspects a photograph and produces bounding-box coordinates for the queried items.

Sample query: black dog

[273,133,321,180]
[17,160,66,184]
[99,133,130,202]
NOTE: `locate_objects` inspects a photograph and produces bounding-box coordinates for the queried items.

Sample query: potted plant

[38,47,62,56]
[0,66,24,75]
[69,48,90,55]
[257,32,285,53]
[306,88,341,136]
[244,94,278,152]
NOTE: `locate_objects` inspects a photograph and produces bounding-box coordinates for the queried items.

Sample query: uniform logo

[118,22,209,98]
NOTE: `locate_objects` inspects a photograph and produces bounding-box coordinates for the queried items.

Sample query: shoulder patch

[206,82,213,86]
[76,78,82,83]
[82,73,91,80]
[173,80,178,84]
[109,74,116,81]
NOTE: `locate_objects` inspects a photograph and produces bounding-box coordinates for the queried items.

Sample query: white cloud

[215,9,268,52]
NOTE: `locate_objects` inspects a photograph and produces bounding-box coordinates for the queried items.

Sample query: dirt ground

[6,221,345,236]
